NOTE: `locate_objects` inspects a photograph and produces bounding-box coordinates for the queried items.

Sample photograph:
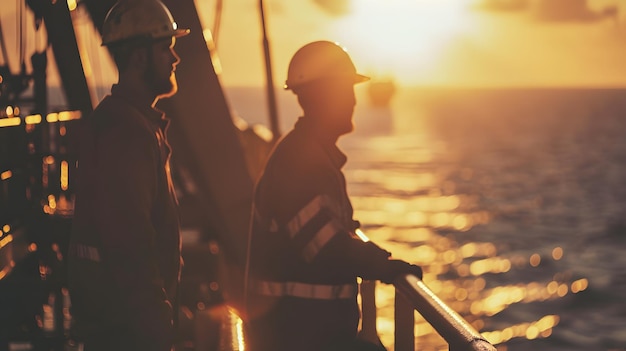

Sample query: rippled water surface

[337,87,626,351]
[229,86,626,351]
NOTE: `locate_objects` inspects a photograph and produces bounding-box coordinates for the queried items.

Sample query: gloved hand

[379,260,423,284]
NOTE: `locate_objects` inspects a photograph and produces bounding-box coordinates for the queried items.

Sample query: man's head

[101,0,189,99]
[285,41,369,138]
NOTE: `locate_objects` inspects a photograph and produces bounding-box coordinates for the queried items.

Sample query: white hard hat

[101,0,190,46]
[284,41,369,91]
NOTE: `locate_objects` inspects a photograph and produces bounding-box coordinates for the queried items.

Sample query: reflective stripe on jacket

[252,280,357,300]
[69,243,101,262]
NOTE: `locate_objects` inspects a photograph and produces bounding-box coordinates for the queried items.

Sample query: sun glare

[332,0,476,85]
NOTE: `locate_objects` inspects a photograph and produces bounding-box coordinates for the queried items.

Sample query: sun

[331,0,476,86]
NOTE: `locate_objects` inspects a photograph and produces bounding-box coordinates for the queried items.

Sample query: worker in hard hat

[67,1,188,350]
[244,41,423,351]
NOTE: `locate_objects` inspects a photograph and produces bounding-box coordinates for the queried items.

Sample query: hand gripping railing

[391,274,496,351]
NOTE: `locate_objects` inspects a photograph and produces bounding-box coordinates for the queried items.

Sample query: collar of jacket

[294,116,347,169]
[110,83,170,131]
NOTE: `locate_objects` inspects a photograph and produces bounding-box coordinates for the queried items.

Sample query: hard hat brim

[154,27,190,41]
[102,28,190,47]
[173,28,191,38]
[355,73,370,84]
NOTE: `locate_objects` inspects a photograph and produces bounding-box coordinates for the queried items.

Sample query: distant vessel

[367,78,396,107]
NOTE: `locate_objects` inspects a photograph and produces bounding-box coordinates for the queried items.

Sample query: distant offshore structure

[367,78,396,107]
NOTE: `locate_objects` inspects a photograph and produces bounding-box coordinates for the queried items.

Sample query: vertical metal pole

[395,288,415,351]
[358,280,384,347]
[259,0,281,143]
[31,52,47,115]
[42,0,92,115]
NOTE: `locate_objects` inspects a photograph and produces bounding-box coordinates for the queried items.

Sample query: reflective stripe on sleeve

[302,221,339,262]
[254,207,279,232]
[253,280,357,300]
[286,195,327,238]
[70,243,101,262]
[259,194,343,262]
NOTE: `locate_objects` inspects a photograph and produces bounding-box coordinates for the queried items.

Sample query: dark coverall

[246,116,413,351]
[68,84,181,351]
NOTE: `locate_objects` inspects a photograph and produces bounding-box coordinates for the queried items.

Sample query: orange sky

[1,0,626,88]
[200,0,626,88]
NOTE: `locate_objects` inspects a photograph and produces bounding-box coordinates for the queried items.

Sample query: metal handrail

[393,274,497,351]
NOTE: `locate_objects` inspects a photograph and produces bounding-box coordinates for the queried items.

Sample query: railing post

[358,280,384,347]
[394,287,415,351]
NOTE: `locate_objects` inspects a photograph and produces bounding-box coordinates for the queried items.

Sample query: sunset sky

[197,0,626,87]
[1,0,626,88]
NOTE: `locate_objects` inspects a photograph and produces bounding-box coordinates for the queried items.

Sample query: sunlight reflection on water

[338,87,626,351]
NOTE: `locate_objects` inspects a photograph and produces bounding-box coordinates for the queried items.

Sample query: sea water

[228,86,626,351]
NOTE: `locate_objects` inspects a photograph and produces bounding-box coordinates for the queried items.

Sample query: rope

[18,0,25,67]
[213,0,223,48]
[0,17,9,65]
